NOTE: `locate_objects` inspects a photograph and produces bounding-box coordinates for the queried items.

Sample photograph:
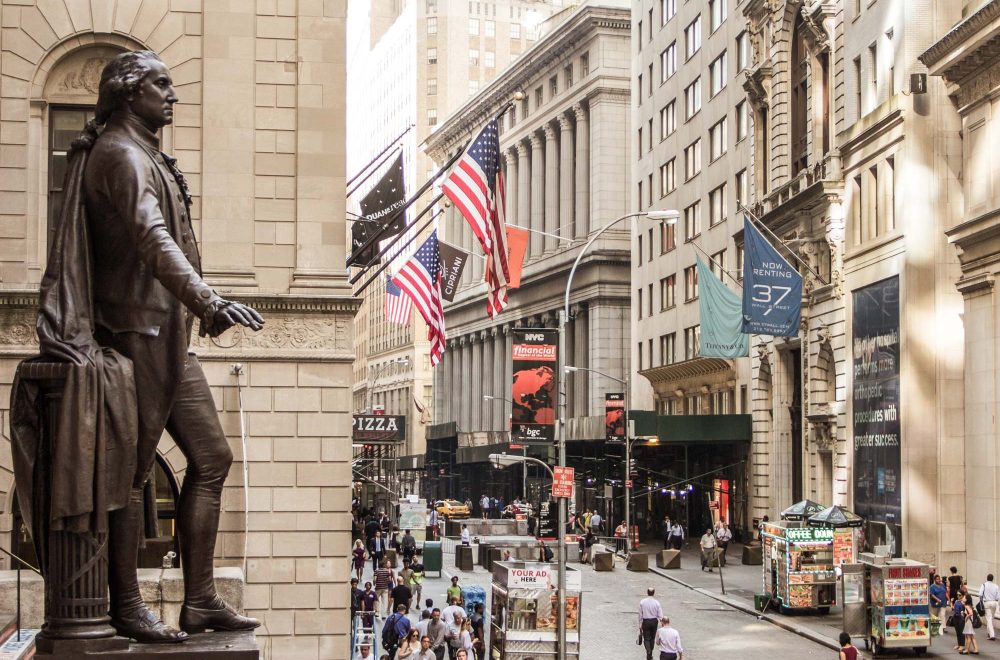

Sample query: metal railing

[0,546,42,644]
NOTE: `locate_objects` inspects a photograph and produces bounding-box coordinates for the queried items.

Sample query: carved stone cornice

[799,3,832,54]
[743,62,773,111]
[919,0,1000,71]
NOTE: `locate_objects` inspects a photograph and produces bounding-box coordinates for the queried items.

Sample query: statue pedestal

[36,629,259,659]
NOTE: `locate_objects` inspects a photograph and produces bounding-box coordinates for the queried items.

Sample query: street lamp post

[564,365,631,552]
[558,209,678,660]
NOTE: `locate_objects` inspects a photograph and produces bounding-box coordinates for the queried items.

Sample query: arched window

[790,12,809,176]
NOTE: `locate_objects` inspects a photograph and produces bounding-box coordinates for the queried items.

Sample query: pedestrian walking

[962,593,980,654]
[654,617,683,660]
[480,495,490,520]
[590,511,603,534]
[353,539,369,582]
[579,530,595,564]
[370,531,388,573]
[979,573,999,641]
[429,509,439,540]
[414,636,436,660]
[638,588,664,660]
[396,629,421,660]
[447,576,463,605]
[374,560,395,617]
[382,604,411,660]
[401,529,417,564]
[470,603,485,659]
[350,578,364,646]
[837,631,859,660]
[426,609,448,660]
[390,576,412,615]
[538,540,553,563]
[458,619,474,659]
[715,522,732,567]
[949,566,965,601]
[460,524,471,546]
[952,595,967,651]
[930,574,948,629]
[700,528,718,572]
[360,581,377,628]
[669,522,685,550]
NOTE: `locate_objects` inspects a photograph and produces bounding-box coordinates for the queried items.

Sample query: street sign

[552,466,574,499]
[352,414,405,443]
[509,443,523,450]
[625,479,633,488]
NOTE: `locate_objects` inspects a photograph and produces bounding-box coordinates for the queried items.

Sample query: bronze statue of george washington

[22,50,264,643]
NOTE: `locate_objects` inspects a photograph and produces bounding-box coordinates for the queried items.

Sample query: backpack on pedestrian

[382,613,401,649]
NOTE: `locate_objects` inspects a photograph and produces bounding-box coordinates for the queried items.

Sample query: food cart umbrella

[807,505,864,528]
[779,499,826,521]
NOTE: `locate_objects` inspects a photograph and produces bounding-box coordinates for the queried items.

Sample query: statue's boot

[109,488,189,643]
[177,479,260,634]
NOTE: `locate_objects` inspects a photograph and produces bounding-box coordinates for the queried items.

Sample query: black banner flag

[348,152,407,268]
[438,241,470,302]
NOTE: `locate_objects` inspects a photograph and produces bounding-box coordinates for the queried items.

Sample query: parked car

[435,499,471,519]
[502,503,534,518]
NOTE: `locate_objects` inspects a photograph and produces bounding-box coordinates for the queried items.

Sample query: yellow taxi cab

[435,499,471,519]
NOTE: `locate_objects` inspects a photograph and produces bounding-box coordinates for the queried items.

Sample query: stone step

[36,630,258,660]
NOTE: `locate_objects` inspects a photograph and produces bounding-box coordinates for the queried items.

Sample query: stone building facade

[424,1,632,507]
[0,2,357,658]
[921,0,1000,582]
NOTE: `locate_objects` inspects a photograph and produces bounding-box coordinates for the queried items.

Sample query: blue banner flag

[697,259,748,357]
[741,217,802,336]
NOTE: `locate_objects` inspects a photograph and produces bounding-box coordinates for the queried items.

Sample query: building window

[660,333,676,365]
[735,169,748,207]
[535,86,543,108]
[550,76,558,97]
[661,42,677,82]
[660,100,676,138]
[485,19,495,37]
[648,282,654,316]
[710,249,727,279]
[426,0,437,12]
[48,106,94,247]
[684,16,701,60]
[684,139,701,180]
[565,64,573,87]
[869,42,878,110]
[648,118,654,152]
[637,287,643,319]
[710,0,727,33]
[791,13,809,175]
[736,244,744,280]
[427,16,437,34]
[684,325,701,360]
[684,202,701,241]
[709,118,727,161]
[637,127,643,158]
[637,74,643,106]
[736,100,748,141]
[511,22,520,39]
[469,49,480,66]
[710,51,727,97]
[885,155,895,232]
[427,108,437,125]
[638,180,644,209]
[709,183,727,226]
[647,173,653,206]
[662,0,676,24]
[648,228,654,262]
[684,77,701,119]
[520,97,529,119]
[638,342,644,371]
[659,159,675,196]
[428,78,437,95]
[660,220,676,253]
[469,80,479,95]
[469,18,479,35]
[638,20,643,52]
[484,51,495,68]
[581,52,590,76]
[649,63,654,96]
[854,56,862,121]
[660,276,676,310]
[427,48,437,64]
[736,31,750,71]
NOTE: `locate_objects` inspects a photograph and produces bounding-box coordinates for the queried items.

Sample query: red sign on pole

[552,466,574,499]
[625,479,633,488]
[509,443,523,450]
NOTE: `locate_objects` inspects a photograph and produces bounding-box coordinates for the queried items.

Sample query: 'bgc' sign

[352,415,406,444]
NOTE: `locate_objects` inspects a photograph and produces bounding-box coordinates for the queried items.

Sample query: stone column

[451,339,462,423]
[544,124,559,252]
[471,336,482,430]
[573,305,589,417]
[516,142,531,262]
[558,115,575,244]
[530,133,545,258]
[459,337,470,429]
[481,332,493,430]
[503,325,514,435]
[574,105,591,239]
[493,330,504,431]
[505,149,518,228]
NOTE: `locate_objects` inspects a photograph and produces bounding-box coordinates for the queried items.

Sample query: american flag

[392,231,446,366]
[442,117,510,317]
[384,277,412,325]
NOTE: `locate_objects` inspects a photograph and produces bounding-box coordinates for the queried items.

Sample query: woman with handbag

[953,596,968,651]
[962,594,980,655]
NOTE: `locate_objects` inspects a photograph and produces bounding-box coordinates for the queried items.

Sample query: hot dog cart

[861,555,931,657]
[489,561,581,660]
[761,521,838,613]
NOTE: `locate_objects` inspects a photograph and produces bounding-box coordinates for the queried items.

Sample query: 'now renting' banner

[741,217,802,337]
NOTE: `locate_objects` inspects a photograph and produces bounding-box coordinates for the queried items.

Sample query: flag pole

[347,145,403,198]
[346,124,413,187]
[689,241,743,289]
[738,203,829,286]
[350,192,445,285]
[353,209,445,296]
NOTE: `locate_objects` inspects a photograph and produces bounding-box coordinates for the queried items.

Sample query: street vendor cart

[489,561,581,660]
[860,554,931,657]
[761,521,839,613]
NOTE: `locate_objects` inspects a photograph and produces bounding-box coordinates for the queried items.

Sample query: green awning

[630,411,751,444]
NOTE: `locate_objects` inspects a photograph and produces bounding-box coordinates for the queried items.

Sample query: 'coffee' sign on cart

[552,466,574,499]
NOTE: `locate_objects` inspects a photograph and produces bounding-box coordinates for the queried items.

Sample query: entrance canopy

[630,411,751,444]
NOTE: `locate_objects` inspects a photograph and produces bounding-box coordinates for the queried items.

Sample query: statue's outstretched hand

[203,300,265,337]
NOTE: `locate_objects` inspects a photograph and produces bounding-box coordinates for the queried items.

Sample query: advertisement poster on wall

[511,329,558,443]
[852,276,901,526]
[605,393,625,443]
